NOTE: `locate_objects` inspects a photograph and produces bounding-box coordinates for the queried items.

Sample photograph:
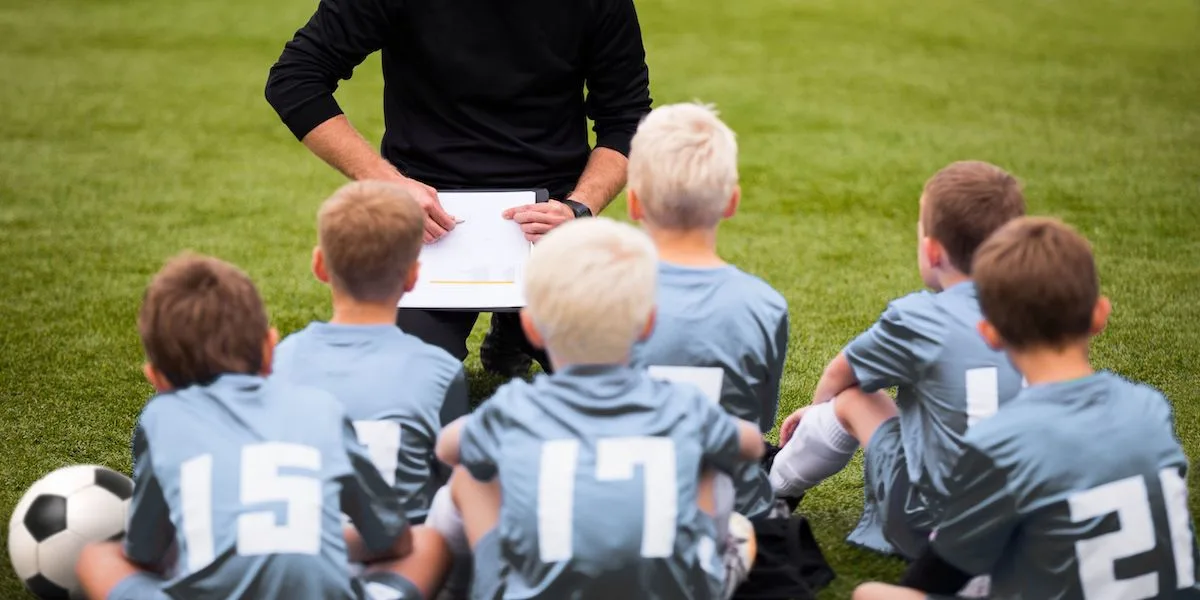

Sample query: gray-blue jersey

[273,322,468,522]
[631,262,788,519]
[459,365,747,600]
[844,282,1023,502]
[124,375,407,600]
[933,373,1200,599]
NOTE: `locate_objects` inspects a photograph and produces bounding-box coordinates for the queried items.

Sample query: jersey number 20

[538,436,677,562]
[179,442,322,573]
[1069,468,1195,599]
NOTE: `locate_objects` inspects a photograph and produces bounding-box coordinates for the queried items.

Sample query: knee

[832,388,896,439]
[851,583,888,600]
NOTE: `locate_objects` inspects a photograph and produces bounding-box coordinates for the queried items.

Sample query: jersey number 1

[538,436,677,562]
[179,442,323,573]
[1069,468,1195,599]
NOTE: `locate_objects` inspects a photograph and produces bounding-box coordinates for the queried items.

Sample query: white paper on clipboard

[399,191,535,310]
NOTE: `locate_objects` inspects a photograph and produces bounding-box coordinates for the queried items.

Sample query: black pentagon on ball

[93,467,133,500]
[25,573,70,599]
[23,495,68,542]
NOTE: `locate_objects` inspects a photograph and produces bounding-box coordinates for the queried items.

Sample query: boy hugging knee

[75,254,448,600]
[271,181,469,526]
[624,102,789,525]
[770,161,1027,560]
[434,218,766,600]
[856,218,1200,599]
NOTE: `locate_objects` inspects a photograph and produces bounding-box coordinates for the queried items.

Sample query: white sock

[426,485,472,598]
[768,401,859,497]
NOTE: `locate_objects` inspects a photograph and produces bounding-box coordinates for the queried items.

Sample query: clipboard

[399,188,548,313]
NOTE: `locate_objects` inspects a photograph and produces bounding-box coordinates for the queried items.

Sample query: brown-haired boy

[76,253,448,600]
[271,181,469,525]
[769,161,1027,559]
[855,218,1199,598]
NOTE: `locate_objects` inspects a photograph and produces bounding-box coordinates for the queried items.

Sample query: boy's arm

[810,351,857,406]
[736,419,767,461]
[338,418,410,561]
[925,444,1020,576]
[435,416,467,467]
[123,424,176,574]
[700,395,762,473]
[344,523,412,564]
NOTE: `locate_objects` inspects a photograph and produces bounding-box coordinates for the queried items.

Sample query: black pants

[394,309,549,368]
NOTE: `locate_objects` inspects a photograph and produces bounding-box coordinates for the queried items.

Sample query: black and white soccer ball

[8,465,133,599]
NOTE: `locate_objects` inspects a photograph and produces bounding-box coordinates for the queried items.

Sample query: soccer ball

[8,465,133,599]
[728,511,758,571]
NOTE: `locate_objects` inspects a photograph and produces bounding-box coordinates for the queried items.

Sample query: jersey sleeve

[759,308,789,433]
[337,417,408,552]
[844,293,946,392]
[459,389,514,482]
[698,394,744,474]
[124,423,176,567]
[930,444,1020,575]
[439,366,469,427]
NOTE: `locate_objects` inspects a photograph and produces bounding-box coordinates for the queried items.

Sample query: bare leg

[832,388,898,447]
[853,582,928,600]
[364,526,452,600]
[450,466,502,550]
[76,541,155,600]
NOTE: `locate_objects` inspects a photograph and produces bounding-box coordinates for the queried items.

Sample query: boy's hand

[503,201,576,243]
[779,406,810,446]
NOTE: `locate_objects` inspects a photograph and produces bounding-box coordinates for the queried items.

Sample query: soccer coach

[264,0,652,376]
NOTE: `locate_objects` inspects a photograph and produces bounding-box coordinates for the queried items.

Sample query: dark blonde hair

[921,161,1026,274]
[138,254,269,388]
[318,181,426,302]
[973,217,1099,349]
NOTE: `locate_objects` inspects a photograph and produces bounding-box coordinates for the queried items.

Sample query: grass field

[2,0,1198,597]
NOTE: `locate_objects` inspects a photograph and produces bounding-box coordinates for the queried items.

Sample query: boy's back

[933,373,1199,598]
[273,322,468,522]
[633,262,787,519]
[458,366,744,599]
[126,374,405,600]
[845,282,1024,499]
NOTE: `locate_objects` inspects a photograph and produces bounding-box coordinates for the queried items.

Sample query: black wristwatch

[560,198,593,218]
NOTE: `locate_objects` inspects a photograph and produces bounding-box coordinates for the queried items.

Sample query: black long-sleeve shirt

[265,0,652,197]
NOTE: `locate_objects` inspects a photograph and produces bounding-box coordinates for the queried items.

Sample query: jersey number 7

[538,436,677,562]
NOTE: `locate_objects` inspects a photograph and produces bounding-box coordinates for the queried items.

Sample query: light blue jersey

[632,263,788,519]
[124,375,407,599]
[933,373,1200,599]
[844,282,1023,503]
[459,365,748,600]
[273,322,468,523]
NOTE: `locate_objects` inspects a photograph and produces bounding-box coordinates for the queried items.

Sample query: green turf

[1,0,1198,596]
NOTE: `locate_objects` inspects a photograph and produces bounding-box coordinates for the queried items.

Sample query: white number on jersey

[537,437,677,562]
[965,367,1000,428]
[1068,469,1195,599]
[353,420,403,486]
[179,443,323,572]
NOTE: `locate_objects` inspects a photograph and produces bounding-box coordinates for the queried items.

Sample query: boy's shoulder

[278,322,463,378]
[660,263,787,315]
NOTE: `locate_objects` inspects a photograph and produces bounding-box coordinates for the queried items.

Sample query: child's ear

[142,363,174,393]
[519,310,545,350]
[312,247,330,284]
[627,190,643,222]
[638,307,657,341]
[921,236,943,269]
[260,327,280,376]
[404,261,421,293]
[977,319,1006,351]
[1090,296,1112,336]
[722,186,741,220]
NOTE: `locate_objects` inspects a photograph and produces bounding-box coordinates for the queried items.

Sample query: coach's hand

[779,406,810,446]
[393,175,458,243]
[503,200,575,243]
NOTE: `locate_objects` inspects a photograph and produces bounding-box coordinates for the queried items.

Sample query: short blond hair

[524,218,657,365]
[628,103,739,230]
[318,181,425,302]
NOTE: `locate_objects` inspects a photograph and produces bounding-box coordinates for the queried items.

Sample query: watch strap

[561,198,593,218]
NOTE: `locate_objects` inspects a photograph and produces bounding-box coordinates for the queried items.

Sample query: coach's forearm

[568,147,628,215]
[301,115,401,181]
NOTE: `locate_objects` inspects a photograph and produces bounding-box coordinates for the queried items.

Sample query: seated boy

[769,161,1027,558]
[75,254,449,600]
[272,181,469,525]
[626,102,788,522]
[435,218,766,599]
[854,218,1199,599]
